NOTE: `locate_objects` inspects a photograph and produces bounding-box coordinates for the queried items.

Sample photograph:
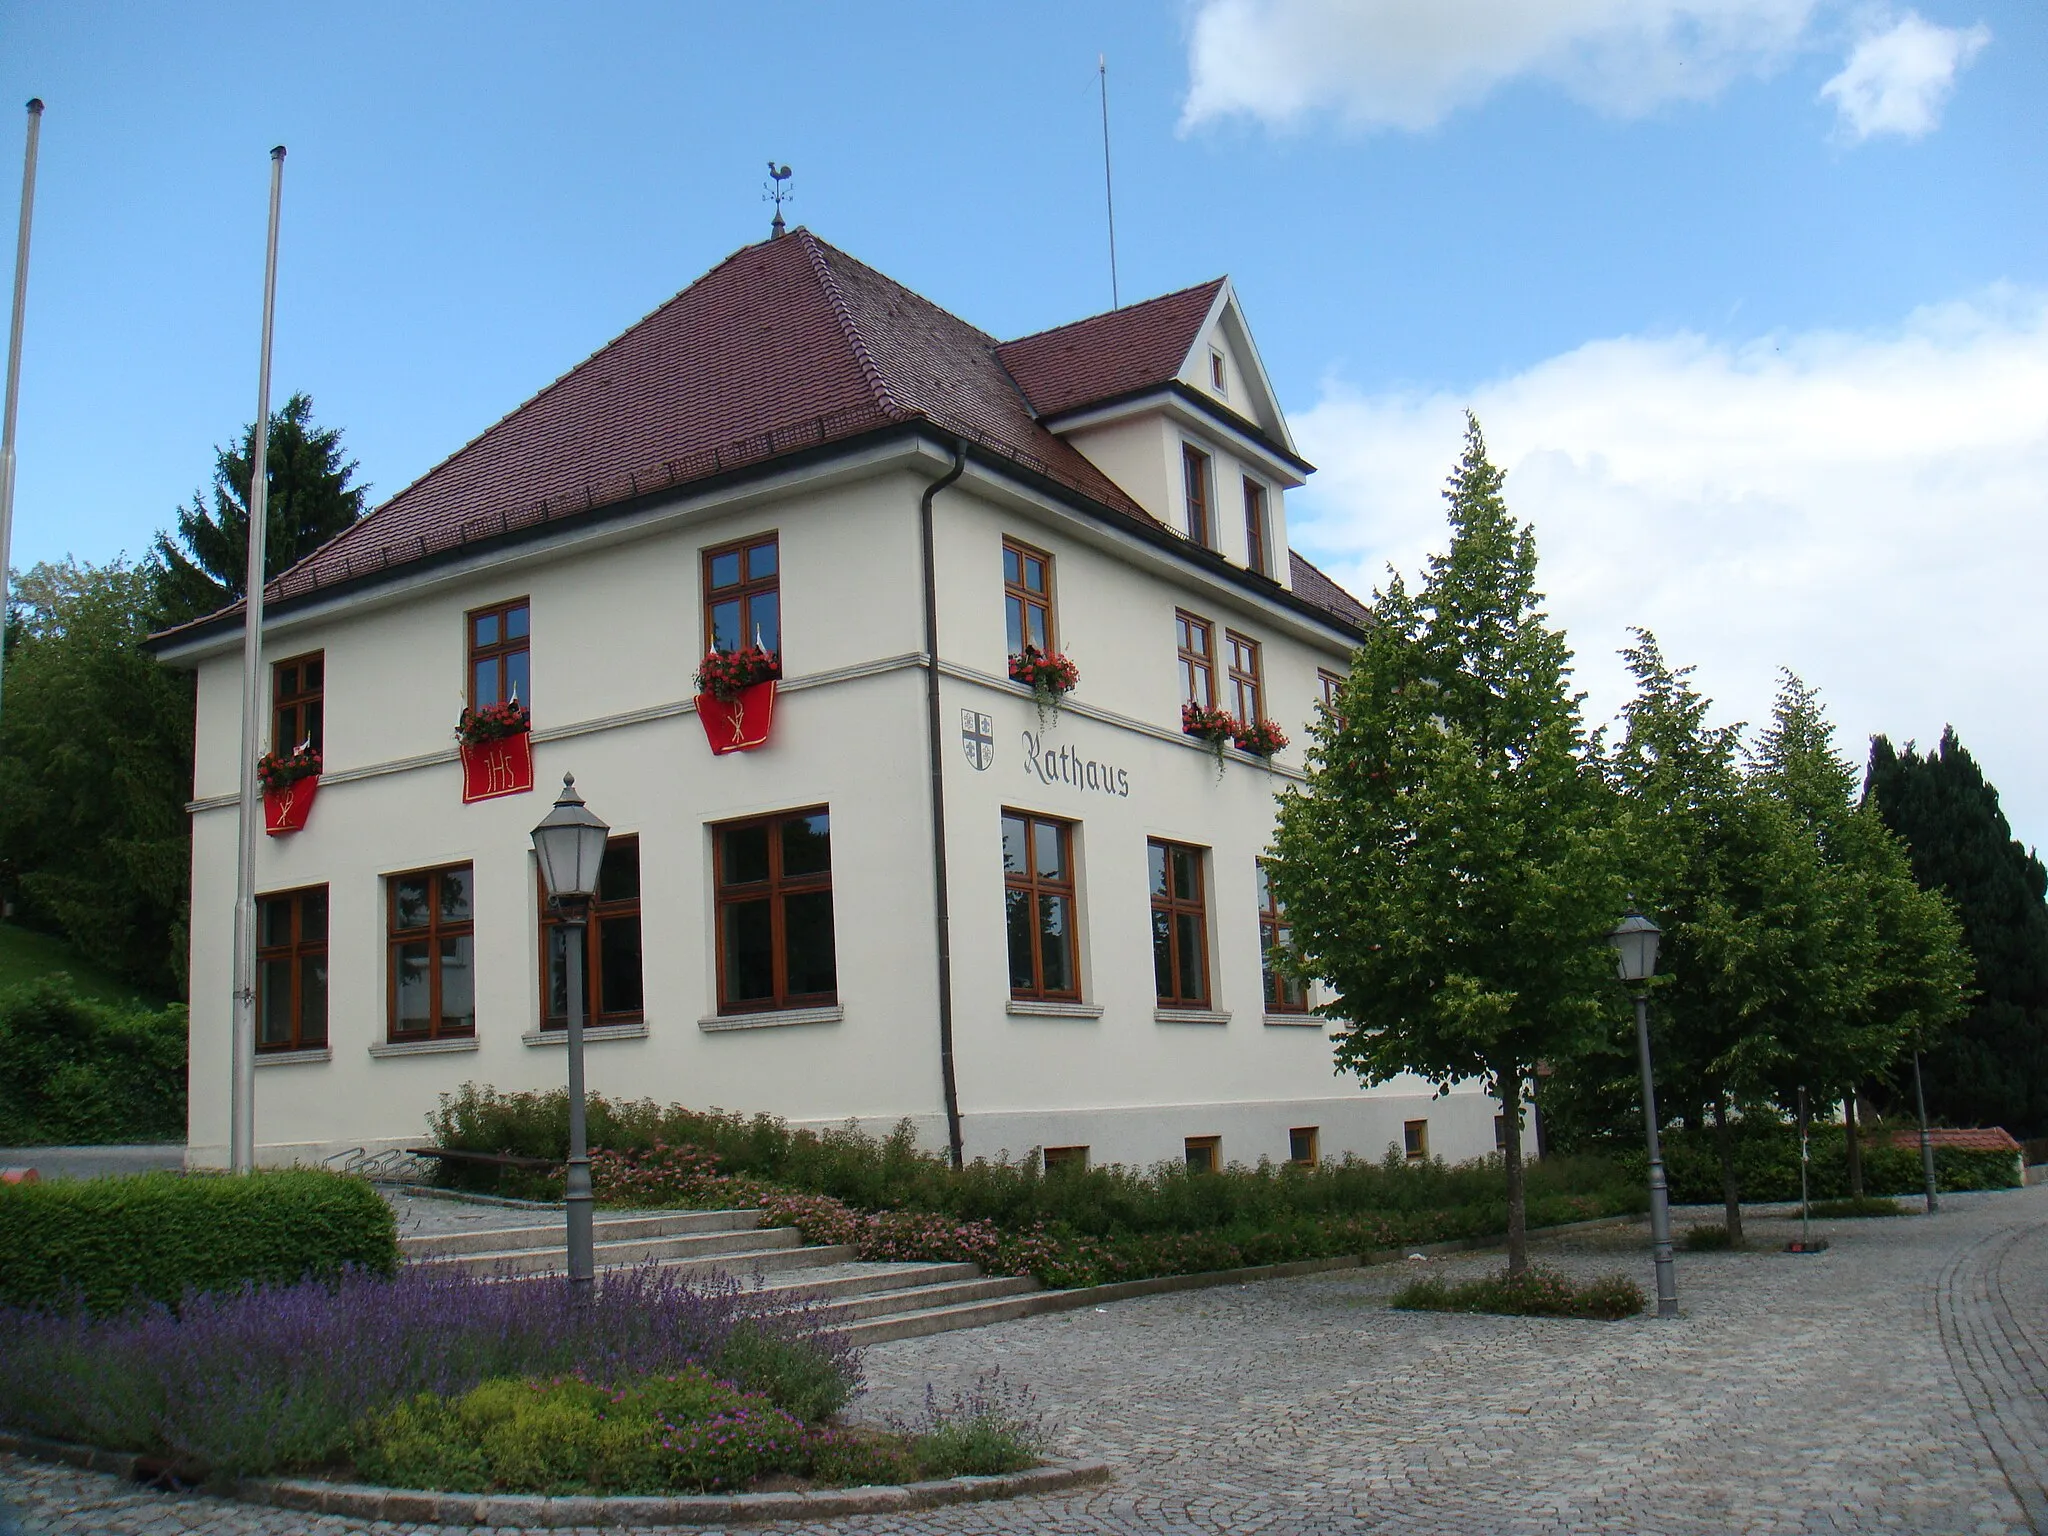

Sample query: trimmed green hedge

[0,977,186,1146]
[0,1169,398,1314]
[1625,1123,2018,1204]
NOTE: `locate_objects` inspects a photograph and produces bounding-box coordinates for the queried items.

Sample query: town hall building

[152,228,1507,1172]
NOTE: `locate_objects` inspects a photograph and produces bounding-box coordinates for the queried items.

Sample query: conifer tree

[1270,414,1623,1274]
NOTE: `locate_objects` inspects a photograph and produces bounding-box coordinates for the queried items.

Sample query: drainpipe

[919,438,968,1168]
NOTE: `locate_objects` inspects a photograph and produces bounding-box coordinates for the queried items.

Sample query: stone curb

[0,1430,1111,1527]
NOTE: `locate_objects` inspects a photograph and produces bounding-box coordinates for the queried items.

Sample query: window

[714,808,835,1013]
[272,652,323,754]
[1243,479,1269,577]
[1319,670,1344,711]
[1181,444,1212,547]
[388,865,476,1040]
[538,836,644,1029]
[1256,861,1307,1014]
[468,599,530,710]
[1209,347,1227,394]
[1289,1126,1319,1167]
[1185,1135,1220,1173]
[1403,1119,1429,1161]
[1176,610,1215,709]
[257,886,328,1051]
[704,533,780,657]
[1226,631,1263,724]
[1150,839,1210,1008]
[1043,1145,1089,1174]
[1003,811,1078,1001]
[1002,538,1055,657]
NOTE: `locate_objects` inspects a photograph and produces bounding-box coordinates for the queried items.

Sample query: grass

[0,923,167,1012]
[1681,1223,1736,1251]
[1806,1196,1908,1219]
[1390,1265,1646,1320]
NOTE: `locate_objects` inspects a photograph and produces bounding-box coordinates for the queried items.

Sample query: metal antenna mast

[1099,56,1119,309]
[765,162,792,238]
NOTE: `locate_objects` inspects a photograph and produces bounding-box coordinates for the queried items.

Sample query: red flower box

[263,774,320,836]
[461,730,534,802]
[696,679,777,755]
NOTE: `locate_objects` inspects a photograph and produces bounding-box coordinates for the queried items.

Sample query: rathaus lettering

[1021,730,1131,798]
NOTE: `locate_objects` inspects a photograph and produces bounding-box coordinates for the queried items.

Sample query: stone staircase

[399,1205,1046,1346]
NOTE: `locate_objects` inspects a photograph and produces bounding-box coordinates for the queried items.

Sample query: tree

[1865,728,2048,1137]
[1270,414,1623,1274]
[150,392,368,627]
[0,560,193,996]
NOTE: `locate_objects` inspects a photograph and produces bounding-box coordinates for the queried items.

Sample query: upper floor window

[1226,631,1263,724]
[469,599,530,711]
[272,652,323,754]
[538,835,644,1030]
[1003,810,1078,1001]
[1181,444,1212,548]
[1209,348,1227,395]
[714,808,834,1013]
[258,885,328,1052]
[1149,838,1210,1009]
[1003,538,1055,657]
[705,534,780,657]
[1256,861,1307,1015]
[1319,669,1344,710]
[1176,611,1215,709]
[1243,479,1270,578]
[388,864,475,1041]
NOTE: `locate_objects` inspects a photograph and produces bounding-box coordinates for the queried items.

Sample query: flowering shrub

[1231,717,1289,757]
[1008,646,1080,724]
[1390,1264,1645,1320]
[455,699,530,746]
[887,1368,1047,1478]
[1180,701,1233,741]
[256,743,321,791]
[693,644,781,702]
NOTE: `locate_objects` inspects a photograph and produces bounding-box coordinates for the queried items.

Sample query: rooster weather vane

[765,162,792,238]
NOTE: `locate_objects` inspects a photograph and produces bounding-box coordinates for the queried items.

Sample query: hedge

[1624,1123,2018,1205]
[0,977,186,1146]
[0,1169,398,1314]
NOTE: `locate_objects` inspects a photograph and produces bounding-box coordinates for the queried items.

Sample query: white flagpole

[229,145,286,1174]
[0,99,45,744]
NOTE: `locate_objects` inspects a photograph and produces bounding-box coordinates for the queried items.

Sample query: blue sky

[4,0,2045,841]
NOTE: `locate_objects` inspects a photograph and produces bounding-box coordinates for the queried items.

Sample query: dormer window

[1182,445,1213,549]
[1243,478,1270,578]
[1209,348,1227,395]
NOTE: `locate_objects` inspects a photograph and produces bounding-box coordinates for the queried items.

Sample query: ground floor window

[1288,1126,1319,1167]
[258,886,328,1051]
[1404,1119,1429,1161]
[1185,1135,1221,1173]
[1256,861,1306,1014]
[388,864,475,1040]
[1149,839,1209,1008]
[538,835,644,1029]
[1042,1145,1089,1174]
[1003,810,1078,1000]
[714,808,835,1013]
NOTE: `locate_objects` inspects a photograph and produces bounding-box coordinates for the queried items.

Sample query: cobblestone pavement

[6,1187,2044,1535]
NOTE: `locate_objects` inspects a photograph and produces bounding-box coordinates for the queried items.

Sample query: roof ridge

[998,276,1226,350]
[795,229,911,422]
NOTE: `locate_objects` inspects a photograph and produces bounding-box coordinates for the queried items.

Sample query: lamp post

[1609,909,1677,1318]
[531,773,609,1296]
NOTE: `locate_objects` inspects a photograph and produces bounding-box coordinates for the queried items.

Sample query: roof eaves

[1043,381,1316,476]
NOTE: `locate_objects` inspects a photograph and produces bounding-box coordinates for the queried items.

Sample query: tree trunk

[1500,1073,1528,1275]
[1714,1094,1743,1247]
[1844,1088,1865,1201]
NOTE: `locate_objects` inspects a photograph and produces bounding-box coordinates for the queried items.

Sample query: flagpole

[0,99,45,744]
[229,145,286,1174]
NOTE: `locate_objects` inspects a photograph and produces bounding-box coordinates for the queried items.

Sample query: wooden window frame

[1002,809,1080,1002]
[1176,610,1215,710]
[1242,478,1269,577]
[1226,631,1263,725]
[1042,1145,1089,1174]
[1184,1135,1221,1173]
[712,806,835,1015]
[1288,1126,1320,1168]
[1150,838,1211,1009]
[271,650,324,755]
[1002,537,1057,658]
[535,835,644,1031]
[1257,860,1308,1014]
[256,885,327,1052]
[1319,669,1343,710]
[1209,347,1228,395]
[467,597,530,711]
[1181,443,1212,548]
[1403,1119,1430,1161]
[702,532,781,658]
[386,864,476,1042]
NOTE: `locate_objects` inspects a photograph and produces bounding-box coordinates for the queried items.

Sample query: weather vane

[764,162,792,238]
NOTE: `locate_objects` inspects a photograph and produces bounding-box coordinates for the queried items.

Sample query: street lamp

[532,773,609,1296]
[1609,908,1677,1318]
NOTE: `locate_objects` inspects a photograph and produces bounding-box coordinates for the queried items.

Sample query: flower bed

[1390,1265,1646,1320]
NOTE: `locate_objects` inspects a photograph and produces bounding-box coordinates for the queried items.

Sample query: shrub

[712,1317,859,1423]
[1391,1265,1645,1320]
[889,1369,1048,1479]
[1806,1196,1906,1218]
[1624,1120,2017,1203]
[0,978,185,1145]
[1682,1223,1734,1251]
[0,1168,396,1313]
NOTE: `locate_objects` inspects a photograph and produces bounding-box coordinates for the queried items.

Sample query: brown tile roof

[996,279,1225,419]
[1289,551,1371,628]
[1886,1127,2021,1153]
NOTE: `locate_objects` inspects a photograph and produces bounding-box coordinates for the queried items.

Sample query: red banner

[695,679,777,755]
[263,775,320,836]
[461,731,535,802]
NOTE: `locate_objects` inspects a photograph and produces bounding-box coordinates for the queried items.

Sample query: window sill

[255,1047,331,1066]
[699,1005,843,1033]
[1006,1000,1104,1020]
[1263,1012,1321,1028]
[368,1036,480,1058]
[522,1022,649,1047]
[1154,1008,1230,1026]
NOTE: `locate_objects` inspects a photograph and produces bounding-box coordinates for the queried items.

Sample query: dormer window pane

[1243,478,1270,577]
[1182,445,1212,548]
[1210,348,1227,394]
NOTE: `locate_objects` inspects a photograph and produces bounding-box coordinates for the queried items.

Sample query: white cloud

[1820,11,1989,141]
[1287,289,2048,848]
[1181,0,1821,131]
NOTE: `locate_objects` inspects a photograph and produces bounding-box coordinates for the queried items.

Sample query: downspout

[919,438,969,1168]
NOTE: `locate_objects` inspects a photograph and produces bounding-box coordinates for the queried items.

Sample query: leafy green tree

[149,392,367,627]
[1865,728,2048,1137]
[1270,414,1624,1274]
[0,560,192,996]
